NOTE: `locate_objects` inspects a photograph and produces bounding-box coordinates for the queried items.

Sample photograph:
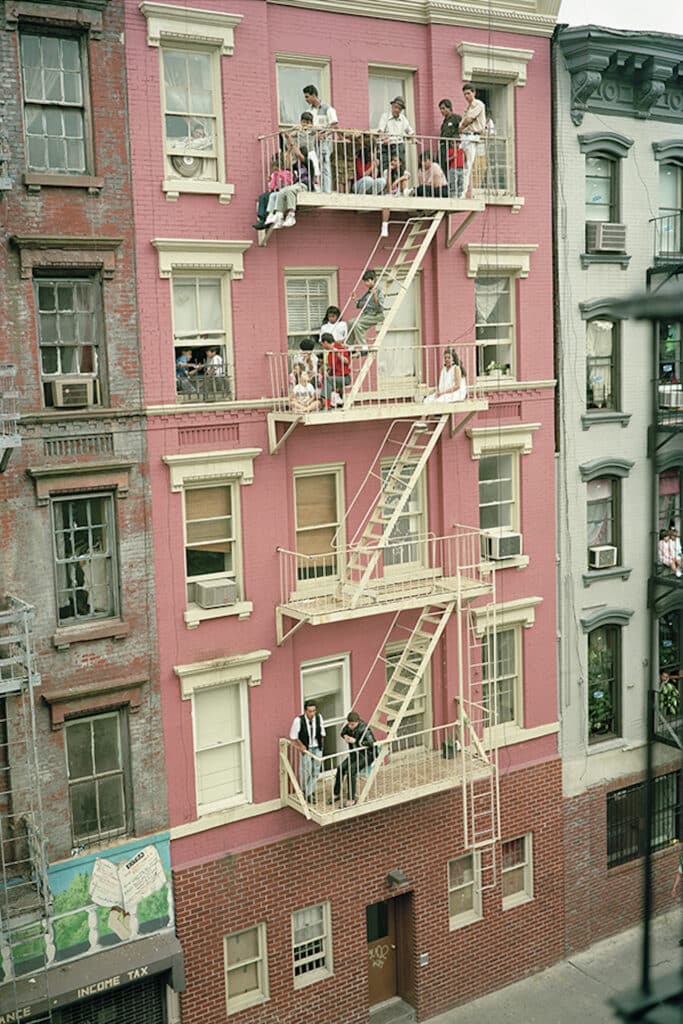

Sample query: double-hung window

[585,155,617,224]
[65,711,129,844]
[293,466,343,584]
[285,271,334,351]
[276,56,330,127]
[587,624,621,743]
[501,834,533,907]
[300,654,349,757]
[192,680,250,814]
[481,628,519,730]
[35,274,101,406]
[475,276,514,377]
[384,642,430,741]
[173,275,230,402]
[586,477,619,566]
[586,320,618,411]
[478,452,517,533]
[447,852,482,929]
[184,485,238,605]
[161,46,219,184]
[657,163,682,257]
[20,31,89,175]
[381,460,426,573]
[52,494,118,625]
[292,902,332,987]
[224,925,268,1014]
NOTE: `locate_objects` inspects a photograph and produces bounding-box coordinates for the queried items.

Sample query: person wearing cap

[348,270,385,352]
[459,83,486,197]
[377,95,414,173]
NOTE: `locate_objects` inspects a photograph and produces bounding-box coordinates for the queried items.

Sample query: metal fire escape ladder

[0,365,21,474]
[459,601,500,892]
[0,597,52,1020]
[344,213,444,410]
[339,416,448,607]
[355,601,455,805]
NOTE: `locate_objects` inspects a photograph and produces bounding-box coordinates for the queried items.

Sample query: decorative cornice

[557,25,683,126]
[27,460,134,504]
[653,139,683,162]
[140,2,242,54]
[578,131,633,159]
[581,411,632,430]
[579,298,628,320]
[151,238,251,280]
[655,450,683,473]
[467,422,540,459]
[579,457,634,481]
[175,650,271,698]
[580,606,634,632]
[6,1,109,36]
[456,42,534,85]
[11,236,122,279]
[163,448,261,490]
[267,0,561,39]
[462,243,538,278]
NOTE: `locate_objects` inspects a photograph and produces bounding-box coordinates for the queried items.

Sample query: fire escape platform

[280,734,492,826]
[295,192,484,214]
[278,570,492,629]
[269,396,486,429]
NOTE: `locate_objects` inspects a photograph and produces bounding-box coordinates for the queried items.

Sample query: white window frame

[384,639,432,738]
[377,274,422,397]
[184,482,237,593]
[300,653,351,758]
[159,43,224,191]
[380,457,428,577]
[191,679,251,815]
[171,272,232,404]
[223,923,269,1015]
[164,448,261,627]
[474,274,516,378]
[176,650,270,820]
[141,1,241,203]
[368,63,417,178]
[293,462,345,594]
[284,268,338,351]
[447,851,482,930]
[501,833,534,909]
[291,900,333,988]
[478,450,520,534]
[275,53,331,129]
[481,625,522,734]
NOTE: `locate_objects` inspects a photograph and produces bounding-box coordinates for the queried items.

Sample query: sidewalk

[425,909,682,1024]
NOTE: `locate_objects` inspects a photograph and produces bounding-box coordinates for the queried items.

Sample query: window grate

[606,772,681,868]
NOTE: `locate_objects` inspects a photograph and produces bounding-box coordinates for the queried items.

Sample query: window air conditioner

[588,544,618,569]
[483,531,523,560]
[585,221,627,253]
[194,579,238,609]
[50,377,96,408]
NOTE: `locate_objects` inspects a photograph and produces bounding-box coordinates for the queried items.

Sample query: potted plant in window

[659,675,680,720]
[588,634,614,738]
[485,361,510,379]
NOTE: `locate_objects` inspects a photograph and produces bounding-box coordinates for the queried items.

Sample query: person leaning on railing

[437,98,463,198]
[267,117,320,229]
[458,82,486,198]
[377,95,414,175]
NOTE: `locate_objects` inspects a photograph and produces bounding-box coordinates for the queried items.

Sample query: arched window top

[656,451,683,474]
[580,458,634,482]
[578,132,634,160]
[653,140,683,164]
[579,299,626,321]
[581,608,633,633]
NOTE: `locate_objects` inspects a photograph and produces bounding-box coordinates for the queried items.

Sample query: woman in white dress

[424,348,467,403]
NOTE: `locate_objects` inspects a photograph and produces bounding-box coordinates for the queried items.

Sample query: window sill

[52,618,130,650]
[583,565,632,587]
[581,411,632,430]
[162,179,235,204]
[24,172,104,194]
[580,252,631,269]
[485,554,529,572]
[183,600,253,629]
[293,967,333,990]
[449,911,483,932]
[587,736,626,755]
[482,194,525,214]
[502,893,534,911]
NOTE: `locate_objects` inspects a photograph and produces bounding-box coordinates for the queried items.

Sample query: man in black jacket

[329,711,376,805]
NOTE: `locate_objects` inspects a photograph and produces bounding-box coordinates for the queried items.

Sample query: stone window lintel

[457,42,534,86]
[467,422,540,460]
[6,1,108,36]
[175,650,271,699]
[462,243,538,279]
[140,1,242,55]
[164,448,261,491]
[27,460,134,505]
[42,675,145,730]
[152,239,251,280]
[11,236,121,279]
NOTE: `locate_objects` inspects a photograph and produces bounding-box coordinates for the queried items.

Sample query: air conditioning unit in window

[585,221,627,253]
[589,544,618,569]
[50,377,96,408]
[194,579,238,609]
[482,530,523,560]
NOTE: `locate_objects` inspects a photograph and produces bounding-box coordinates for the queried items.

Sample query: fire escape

[0,365,20,473]
[0,597,53,1021]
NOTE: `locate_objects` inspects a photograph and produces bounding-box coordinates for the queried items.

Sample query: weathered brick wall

[0,0,167,858]
[563,766,681,954]
[173,760,565,1024]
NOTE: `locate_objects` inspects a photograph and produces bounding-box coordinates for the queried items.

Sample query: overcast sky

[558,0,682,34]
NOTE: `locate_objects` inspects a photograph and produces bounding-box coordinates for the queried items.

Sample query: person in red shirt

[319,332,351,407]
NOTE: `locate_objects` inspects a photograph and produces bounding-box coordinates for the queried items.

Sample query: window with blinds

[294,469,342,582]
[185,485,235,583]
[285,274,333,350]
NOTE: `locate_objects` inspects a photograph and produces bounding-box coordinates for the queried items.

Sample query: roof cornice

[268,0,561,39]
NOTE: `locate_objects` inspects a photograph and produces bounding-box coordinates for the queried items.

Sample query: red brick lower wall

[563,766,681,954]
[173,758,564,1024]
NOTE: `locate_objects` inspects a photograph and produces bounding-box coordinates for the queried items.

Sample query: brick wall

[173,759,564,1024]
[563,766,681,953]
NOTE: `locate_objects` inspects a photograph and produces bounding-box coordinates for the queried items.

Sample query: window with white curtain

[586,319,617,410]
[285,272,334,351]
[291,902,332,987]
[276,56,330,127]
[482,627,520,730]
[172,275,230,401]
[161,46,219,182]
[20,31,89,174]
[377,276,421,391]
[475,276,514,377]
[586,477,619,565]
[658,163,683,256]
[192,680,251,814]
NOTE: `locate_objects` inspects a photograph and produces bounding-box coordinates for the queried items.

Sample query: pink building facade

[125,1,561,1020]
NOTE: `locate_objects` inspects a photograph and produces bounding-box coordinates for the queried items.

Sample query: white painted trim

[152,239,251,279]
[482,720,559,750]
[164,448,261,490]
[170,798,282,838]
[462,243,538,278]
[175,649,271,698]
[183,600,253,629]
[471,595,542,636]
[468,422,540,459]
[457,42,534,86]
[140,2,242,55]
[162,179,235,204]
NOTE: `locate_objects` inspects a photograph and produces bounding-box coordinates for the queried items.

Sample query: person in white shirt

[424,348,467,403]
[303,84,338,193]
[459,82,486,197]
[319,305,348,345]
[204,347,225,377]
[289,700,326,802]
[378,96,414,175]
